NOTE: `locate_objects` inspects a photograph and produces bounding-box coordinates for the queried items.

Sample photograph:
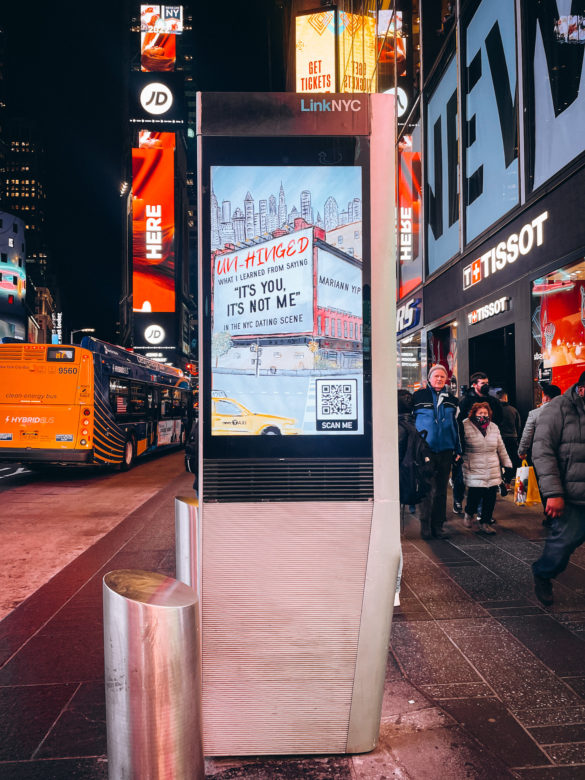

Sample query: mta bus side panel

[91,357,127,466]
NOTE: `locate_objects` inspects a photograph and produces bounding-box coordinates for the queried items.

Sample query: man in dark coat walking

[531,372,585,606]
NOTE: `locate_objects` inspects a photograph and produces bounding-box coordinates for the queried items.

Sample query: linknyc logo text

[300,98,362,113]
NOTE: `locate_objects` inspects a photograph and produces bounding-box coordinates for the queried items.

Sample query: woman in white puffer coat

[462,401,512,534]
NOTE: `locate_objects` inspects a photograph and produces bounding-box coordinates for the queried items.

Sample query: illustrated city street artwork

[210,165,365,436]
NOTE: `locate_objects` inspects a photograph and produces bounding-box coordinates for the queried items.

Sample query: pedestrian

[518,384,561,462]
[498,390,521,487]
[518,384,562,526]
[461,402,512,534]
[412,365,461,540]
[458,371,504,428]
[456,372,504,519]
[531,373,585,606]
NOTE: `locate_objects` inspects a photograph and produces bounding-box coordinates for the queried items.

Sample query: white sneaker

[479,523,496,535]
[463,513,473,528]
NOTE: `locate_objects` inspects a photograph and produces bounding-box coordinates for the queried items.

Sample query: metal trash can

[103,569,204,779]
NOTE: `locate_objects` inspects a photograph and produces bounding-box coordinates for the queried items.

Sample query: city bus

[0,337,191,469]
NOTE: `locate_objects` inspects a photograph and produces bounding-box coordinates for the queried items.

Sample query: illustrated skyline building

[210,178,361,252]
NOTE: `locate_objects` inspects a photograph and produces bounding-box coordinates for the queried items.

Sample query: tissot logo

[467,296,510,325]
[300,98,362,113]
[140,83,173,115]
[145,325,166,345]
[462,212,548,290]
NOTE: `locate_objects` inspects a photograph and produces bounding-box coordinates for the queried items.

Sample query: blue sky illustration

[211,166,362,218]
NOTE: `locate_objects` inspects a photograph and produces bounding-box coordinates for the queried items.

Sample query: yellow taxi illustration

[212,395,300,435]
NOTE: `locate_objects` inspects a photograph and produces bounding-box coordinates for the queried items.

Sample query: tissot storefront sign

[463,213,548,290]
[424,167,585,324]
[467,296,510,325]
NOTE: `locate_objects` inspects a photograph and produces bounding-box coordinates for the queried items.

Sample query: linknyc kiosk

[196,92,399,755]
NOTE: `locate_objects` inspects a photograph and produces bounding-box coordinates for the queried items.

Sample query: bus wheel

[120,437,135,470]
[261,427,281,435]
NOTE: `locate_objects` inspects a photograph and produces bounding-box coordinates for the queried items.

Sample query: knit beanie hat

[428,364,448,383]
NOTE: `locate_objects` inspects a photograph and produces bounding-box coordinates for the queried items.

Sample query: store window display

[532,258,585,394]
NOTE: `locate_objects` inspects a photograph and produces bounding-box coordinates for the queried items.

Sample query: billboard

[295,11,337,93]
[338,12,377,93]
[132,146,175,313]
[140,5,184,34]
[139,130,176,148]
[128,72,184,126]
[0,216,26,322]
[210,164,364,435]
[133,311,178,364]
[141,31,176,71]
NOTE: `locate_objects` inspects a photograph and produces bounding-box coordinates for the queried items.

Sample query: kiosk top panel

[198,92,371,137]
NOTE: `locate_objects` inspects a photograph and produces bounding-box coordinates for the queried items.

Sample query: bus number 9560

[58,367,78,374]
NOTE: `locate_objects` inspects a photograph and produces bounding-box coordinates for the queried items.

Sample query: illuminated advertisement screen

[532,258,585,392]
[139,130,176,149]
[295,11,337,92]
[397,130,422,299]
[338,12,377,93]
[0,218,26,317]
[141,31,176,71]
[210,164,364,438]
[377,10,405,73]
[132,146,175,313]
[140,5,183,33]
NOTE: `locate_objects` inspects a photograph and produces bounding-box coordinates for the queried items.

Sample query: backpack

[398,418,433,505]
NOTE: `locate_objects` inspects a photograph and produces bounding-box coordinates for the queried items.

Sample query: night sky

[0,0,282,343]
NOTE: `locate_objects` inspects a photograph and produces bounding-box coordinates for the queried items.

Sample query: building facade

[389,0,585,419]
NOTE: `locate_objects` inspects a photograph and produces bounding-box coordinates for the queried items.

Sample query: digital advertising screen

[210,164,364,438]
[132,146,175,313]
[139,130,176,149]
[141,31,176,71]
[295,11,337,93]
[200,131,371,460]
[338,12,377,93]
[140,5,184,34]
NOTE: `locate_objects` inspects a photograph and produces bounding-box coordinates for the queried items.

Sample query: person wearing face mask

[531,372,585,606]
[455,372,504,518]
[412,364,461,539]
[458,372,503,431]
[461,402,512,534]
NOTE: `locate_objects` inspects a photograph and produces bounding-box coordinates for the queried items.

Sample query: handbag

[514,459,541,506]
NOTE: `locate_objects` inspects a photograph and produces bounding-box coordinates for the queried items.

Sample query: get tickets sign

[212,228,314,337]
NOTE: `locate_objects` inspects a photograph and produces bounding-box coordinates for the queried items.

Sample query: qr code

[316,379,357,419]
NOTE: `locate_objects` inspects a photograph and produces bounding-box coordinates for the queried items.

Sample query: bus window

[161,387,172,417]
[130,382,146,415]
[146,388,156,412]
[110,377,129,417]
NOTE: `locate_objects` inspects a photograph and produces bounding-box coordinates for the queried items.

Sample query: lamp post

[70,327,95,344]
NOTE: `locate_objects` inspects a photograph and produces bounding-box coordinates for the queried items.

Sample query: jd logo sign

[140,83,173,115]
[145,325,166,345]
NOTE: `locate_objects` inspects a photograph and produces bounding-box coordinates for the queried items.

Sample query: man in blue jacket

[412,364,461,539]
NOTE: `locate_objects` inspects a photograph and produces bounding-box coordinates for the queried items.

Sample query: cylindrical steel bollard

[175,495,199,592]
[103,569,204,780]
